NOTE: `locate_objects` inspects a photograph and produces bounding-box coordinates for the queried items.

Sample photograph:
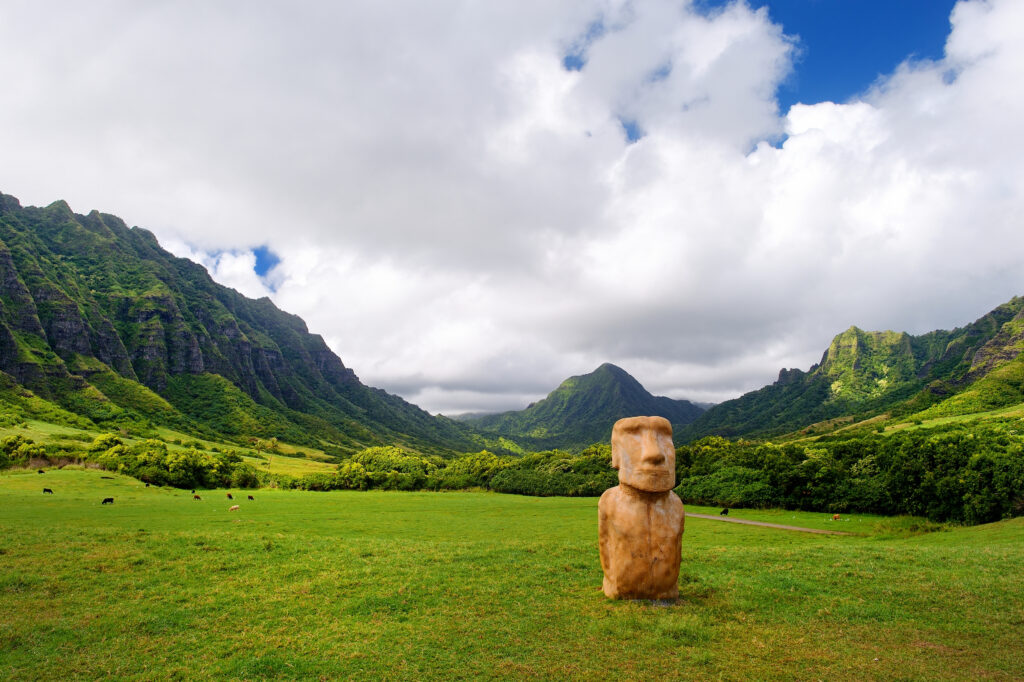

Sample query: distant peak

[595,362,627,374]
[555,362,637,393]
[0,193,22,212]
[45,199,74,216]
[586,363,639,386]
[775,367,804,386]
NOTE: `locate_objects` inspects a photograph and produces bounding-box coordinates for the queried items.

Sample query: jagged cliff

[0,193,477,455]
[678,296,1024,440]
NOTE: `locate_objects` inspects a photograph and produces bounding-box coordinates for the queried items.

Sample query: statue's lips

[631,469,674,485]
[625,467,675,492]
[635,468,671,476]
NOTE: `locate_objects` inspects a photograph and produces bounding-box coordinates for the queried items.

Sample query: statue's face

[611,416,675,492]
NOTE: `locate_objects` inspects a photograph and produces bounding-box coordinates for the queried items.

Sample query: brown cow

[226,493,233,500]
[193,495,202,500]
[832,513,841,521]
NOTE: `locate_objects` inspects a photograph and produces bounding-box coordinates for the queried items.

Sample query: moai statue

[598,416,684,600]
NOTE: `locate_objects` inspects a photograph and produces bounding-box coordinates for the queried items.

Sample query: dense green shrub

[672,423,1024,523]
[85,435,259,489]
[487,446,616,497]
[292,446,439,491]
[0,435,48,467]
[426,451,512,490]
[350,446,442,476]
[286,445,617,497]
[676,466,774,508]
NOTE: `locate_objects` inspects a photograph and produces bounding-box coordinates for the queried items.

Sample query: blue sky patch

[562,18,607,71]
[695,0,957,111]
[619,118,645,143]
[646,61,673,84]
[252,245,280,277]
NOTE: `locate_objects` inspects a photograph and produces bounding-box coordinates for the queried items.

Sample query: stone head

[611,416,676,492]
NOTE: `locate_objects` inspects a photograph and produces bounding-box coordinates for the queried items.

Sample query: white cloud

[162,240,274,301]
[1,0,1022,414]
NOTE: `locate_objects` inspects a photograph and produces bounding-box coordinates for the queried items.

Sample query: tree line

[674,423,1024,525]
[3,419,1022,525]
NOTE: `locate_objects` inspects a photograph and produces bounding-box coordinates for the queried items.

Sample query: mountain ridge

[0,192,479,455]
[678,296,1024,440]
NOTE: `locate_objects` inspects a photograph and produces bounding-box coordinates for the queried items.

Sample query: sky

[1,0,1022,415]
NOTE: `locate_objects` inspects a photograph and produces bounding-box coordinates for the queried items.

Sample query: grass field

[1,468,1022,680]
[236,452,338,477]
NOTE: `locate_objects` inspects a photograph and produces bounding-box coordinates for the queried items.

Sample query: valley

[1,192,1022,528]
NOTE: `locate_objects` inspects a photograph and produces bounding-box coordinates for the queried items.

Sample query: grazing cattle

[42,488,53,494]
[226,493,233,500]
[228,504,240,512]
[720,508,729,516]
[832,513,841,521]
[193,495,202,500]
[191,490,196,494]
[38,469,44,474]
[145,483,150,488]
[247,495,254,501]
[102,498,114,505]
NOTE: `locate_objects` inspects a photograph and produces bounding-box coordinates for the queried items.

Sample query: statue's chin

[623,471,674,493]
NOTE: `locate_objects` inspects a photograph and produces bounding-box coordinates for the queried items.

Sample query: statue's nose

[640,432,665,465]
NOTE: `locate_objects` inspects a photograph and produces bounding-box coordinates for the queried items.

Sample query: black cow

[226,493,233,500]
[38,469,45,474]
[720,508,729,516]
[42,488,53,494]
[247,495,254,501]
[145,483,150,488]
[101,498,114,505]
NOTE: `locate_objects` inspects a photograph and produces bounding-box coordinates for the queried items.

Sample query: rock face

[598,416,684,600]
[0,192,477,454]
[679,296,1024,440]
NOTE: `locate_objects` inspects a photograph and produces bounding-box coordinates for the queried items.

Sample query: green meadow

[1,468,1022,680]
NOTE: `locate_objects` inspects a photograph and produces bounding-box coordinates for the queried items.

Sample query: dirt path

[685,512,854,536]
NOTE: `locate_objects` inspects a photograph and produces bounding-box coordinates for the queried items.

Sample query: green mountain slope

[463,363,705,449]
[678,296,1024,441]
[913,305,1024,418]
[0,192,477,455]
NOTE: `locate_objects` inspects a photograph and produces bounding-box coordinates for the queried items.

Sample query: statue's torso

[598,485,684,599]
